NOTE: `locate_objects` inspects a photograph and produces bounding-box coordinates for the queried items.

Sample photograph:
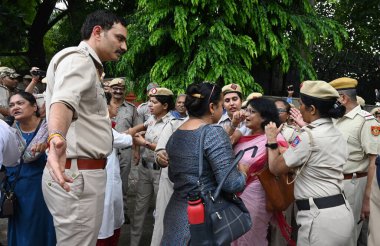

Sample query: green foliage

[118,0,347,99]
[313,0,379,104]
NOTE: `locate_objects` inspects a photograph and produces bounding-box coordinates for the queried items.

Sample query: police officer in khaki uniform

[108,77,140,223]
[0,67,20,119]
[218,83,244,135]
[265,80,354,246]
[129,87,175,246]
[42,10,127,246]
[329,77,380,246]
[137,82,159,122]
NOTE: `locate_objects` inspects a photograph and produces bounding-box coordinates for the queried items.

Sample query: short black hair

[248,97,281,130]
[9,91,40,117]
[185,82,222,117]
[152,95,175,112]
[300,94,345,119]
[81,10,127,40]
[274,99,291,113]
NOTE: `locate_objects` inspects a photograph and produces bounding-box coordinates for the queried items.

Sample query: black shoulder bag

[189,125,252,246]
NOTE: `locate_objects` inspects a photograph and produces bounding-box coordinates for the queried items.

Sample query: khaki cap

[0,67,20,79]
[329,77,358,90]
[222,83,242,95]
[242,92,263,107]
[149,87,173,96]
[108,78,125,87]
[147,82,159,91]
[301,80,339,99]
[356,96,365,107]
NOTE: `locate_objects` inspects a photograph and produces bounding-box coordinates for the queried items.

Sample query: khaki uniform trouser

[130,164,160,246]
[118,148,132,213]
[368,174,380,246]
[342,176,367,246]
[42,165,106,246]
[150,167,174,246]
[296,197,354,246]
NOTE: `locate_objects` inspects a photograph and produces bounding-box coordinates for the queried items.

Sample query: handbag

[257,166,294,211]
[0,172,17,218]
[257,127,315,212]
[189,125,252,246]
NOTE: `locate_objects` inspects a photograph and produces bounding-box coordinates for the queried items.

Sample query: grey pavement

[0,192,155,246]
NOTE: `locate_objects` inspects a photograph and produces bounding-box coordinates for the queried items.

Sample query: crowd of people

[1,9,380,246]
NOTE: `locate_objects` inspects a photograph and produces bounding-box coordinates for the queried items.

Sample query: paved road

[0,193,155,246]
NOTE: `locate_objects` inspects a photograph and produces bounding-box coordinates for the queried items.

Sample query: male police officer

[109,77,140,223]
[329,77,380,246]
[0,67,19,119]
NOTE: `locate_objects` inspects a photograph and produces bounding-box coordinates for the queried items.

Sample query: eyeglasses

[277,108,288,113]
[244,107,257,115]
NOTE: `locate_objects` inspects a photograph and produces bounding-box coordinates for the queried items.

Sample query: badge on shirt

[371,126,380,136]
[291,136,301,148]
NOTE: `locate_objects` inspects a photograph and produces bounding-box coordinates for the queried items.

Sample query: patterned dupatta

[234,133,288,186]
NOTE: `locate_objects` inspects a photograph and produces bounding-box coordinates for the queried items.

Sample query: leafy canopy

[116,0,347,98]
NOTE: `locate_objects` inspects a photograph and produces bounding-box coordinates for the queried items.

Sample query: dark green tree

[117,0,347,98]
[313,0,380,104]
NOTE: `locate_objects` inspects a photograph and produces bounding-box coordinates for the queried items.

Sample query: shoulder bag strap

[196,124,245,200]
[287,127,315,184]
[9,119,44,191]
[196,125,208,187]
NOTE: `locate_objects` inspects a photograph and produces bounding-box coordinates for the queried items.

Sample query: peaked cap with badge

[148,87,173,96]
[222,83,242,95]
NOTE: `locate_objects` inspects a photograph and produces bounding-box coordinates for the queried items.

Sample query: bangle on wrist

[47,133,66,146]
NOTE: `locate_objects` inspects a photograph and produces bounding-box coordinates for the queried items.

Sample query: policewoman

[265,80,354,246]
[129,87,175,246]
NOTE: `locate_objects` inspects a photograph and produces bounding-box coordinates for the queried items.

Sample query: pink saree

[232,133,287,246]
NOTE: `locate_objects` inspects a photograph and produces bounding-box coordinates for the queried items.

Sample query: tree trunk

[27,0,57,69]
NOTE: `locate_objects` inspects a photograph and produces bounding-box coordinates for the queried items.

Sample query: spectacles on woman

[243,107,257,115]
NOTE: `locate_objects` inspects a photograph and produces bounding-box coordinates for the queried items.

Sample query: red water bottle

[187,194,205,224]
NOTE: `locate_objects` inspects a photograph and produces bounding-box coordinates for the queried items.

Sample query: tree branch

[46,9,69,32]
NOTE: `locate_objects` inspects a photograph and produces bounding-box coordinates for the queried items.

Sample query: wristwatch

[265,142,278,149]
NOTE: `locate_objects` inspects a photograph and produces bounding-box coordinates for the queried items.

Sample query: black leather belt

[142,159,160,170]
[296,194,345,211]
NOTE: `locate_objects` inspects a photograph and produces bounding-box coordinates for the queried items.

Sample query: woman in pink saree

[232,97,288,246]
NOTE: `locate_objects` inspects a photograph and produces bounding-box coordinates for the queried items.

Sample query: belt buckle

[351,173,357,184]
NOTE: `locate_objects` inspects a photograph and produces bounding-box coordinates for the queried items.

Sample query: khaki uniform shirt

[218,112,232,130]
[137,102,151,123]
[281,123,300,144]
[155,117,188,152]
[46,41,112,159]
[0,84,10,119]
[333,105,380,173]
[115,101,140,132]
[142,112,173,163]
[283,118,347,200]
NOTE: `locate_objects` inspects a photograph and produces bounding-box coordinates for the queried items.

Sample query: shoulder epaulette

[358,110,375,120]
